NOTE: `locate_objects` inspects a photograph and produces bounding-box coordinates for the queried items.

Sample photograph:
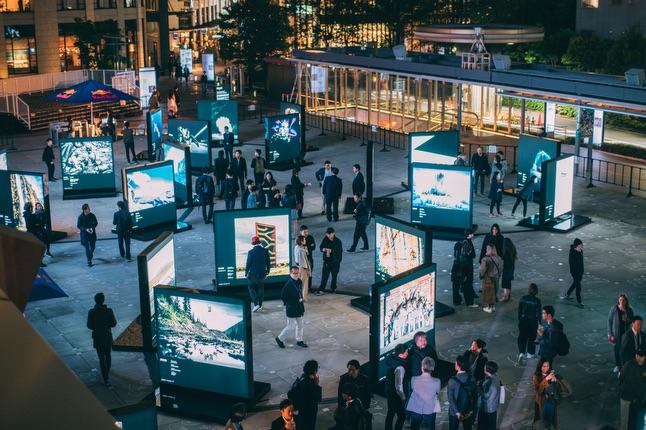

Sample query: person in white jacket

[406,357,441,430]
[294,235,312,301]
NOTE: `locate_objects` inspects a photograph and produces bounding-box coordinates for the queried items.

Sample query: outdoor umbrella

[46,79,138,120]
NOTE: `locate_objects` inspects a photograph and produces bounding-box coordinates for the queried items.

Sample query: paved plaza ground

[6,100,646,430]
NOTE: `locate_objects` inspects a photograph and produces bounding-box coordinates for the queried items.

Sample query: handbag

[433,394,442,413]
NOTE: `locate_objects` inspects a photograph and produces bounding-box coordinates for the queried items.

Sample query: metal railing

[0,69,132,96]
[15,96,31,130]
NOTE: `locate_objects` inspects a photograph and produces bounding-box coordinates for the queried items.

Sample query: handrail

[0,69,133,97]
[15,95,30,130]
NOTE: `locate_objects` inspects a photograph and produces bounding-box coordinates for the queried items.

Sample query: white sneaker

[518,353,524,363]
[257,305,263,312]
[252,305,260,312]
[613,366,620,373]
[526,353,535,359]
[483,307,493,313]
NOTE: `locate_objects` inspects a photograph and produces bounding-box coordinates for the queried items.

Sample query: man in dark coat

[245,235,271,312]
[42,138,56,181]
[460,338,488,383]
[408,331,439,378]
[222,170,239,210]
[271,399,297,430]
[319,227,343,293]
[538,305,564,366]
[323,167,343,222]
[338,359,371,410]
[122,121,137,164]
[214,149,229,198]
[621,316,646,365]
[77,203,98,267]
[87,292,117,385]
[223,125,235,161]
[275,266,308,348]
[347,193,370,252]
[231,149,248,194]
[315,160,332,214]
[352,164,365,196]
[195,167,215,223]
[112,201,132,261]
[289,360,322,430]
[561,238,585,307]
[385,344,408,430]
[517,283,542,361]
[471,146,489,195]
[23,202,46,267]
[251,148,267,186]
[334,383,370,430]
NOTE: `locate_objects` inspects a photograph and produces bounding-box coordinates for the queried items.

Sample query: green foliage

[216,0,290,86]
[562,32,609,71]
[314,0,372,47]
[500,97,545,111]
[556,105,577,117]
[606,113,646,134]
[72,18,121,69]
[604,26,646,75]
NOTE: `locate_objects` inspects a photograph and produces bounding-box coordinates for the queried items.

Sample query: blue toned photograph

[168,120,209,155]
[197,100,239,141]
[126,164,174,212]
[516,135,559,191]
[163,143,187,186]
[265,113,301,164]
[412,168,470,211]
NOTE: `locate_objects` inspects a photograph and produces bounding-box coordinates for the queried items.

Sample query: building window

[0,0,32,12]
[582,0,598,7]
[58,0,86,10]
[5,25,37,74]
[124,0,136,7]
[95,0,116,8]
[59,24,82,71]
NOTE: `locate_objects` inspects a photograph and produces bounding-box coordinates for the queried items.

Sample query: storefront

[5,25,37,75]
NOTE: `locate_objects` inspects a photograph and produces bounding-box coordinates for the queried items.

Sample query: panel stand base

[429,225,478,241]
[518,213,591,233]
[350,295,454,318]
[125,221,192,242]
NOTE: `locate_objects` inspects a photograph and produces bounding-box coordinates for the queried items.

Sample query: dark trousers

[410,412,436,430]
[474,172,486,194]
[319,261,339,291]
[477,411,497,430]
[566,275,582,303]
[452,280,463,306]
[385,395,406,430]
[462,278,475,306]
[237,176,246,196]
[489,200,501,214]
[96,345,112,382]
[248,278,265,306]
[46,162,55,181]
[518,319,538,355]
[224,146,233,162]
[200,195,214,221]
[296,194,304,218]
[225,198,236,210]
[125,143,137,163]
[512,197,528,217]
[325,198,339,221]
[349,222,368,250]
[117,232,131,259]
[449,414,474,430]
[84,237,96,263]
[254,172,264,187]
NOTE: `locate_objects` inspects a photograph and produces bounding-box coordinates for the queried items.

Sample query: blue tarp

[47,79,137,104]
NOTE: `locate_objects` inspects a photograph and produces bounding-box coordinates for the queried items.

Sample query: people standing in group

[337,359,371,410]
[77,203,98,267]
[406,357,440,430]
[275,266,308,348]
[323,167,343,222]
[471,146,490,196]
[245,236,270,312]
[517,283,542,363]
[288,360,321,430]
[241,179,254,210]
[87,292,117,385]
[479,224,504,263]
[301,225,316,293]
[251,149,266,186]
[480,244,502,313]
[315,160,333,215]
[537,305,565,366]
[532,358,571,430]
[511,176,536,218]
[271,399,297,430]
[619,349,646,430]
[461,338,488,383]
[501,237,516,302]
[195,167,215,223]
[262,171,277,208]
[112,201,132,261]
[215,150,229,198]
[231,149,248,194]
[42,138,56,182]
[224,403,246,430]
[167,89,178,119]
[223,170,239,210]
[223,125,235,161]
[318,227,343,294]
[408,331,439,379]
[561,238,584,308]
[385,344,408,430]
[347,193,369,252]
[490,154,506,184]
[200,71,208,96]
[291,167,310,219]
[478,361,502,430]
[608,294,634,373]
[621,316,646,366]
[352,164,365,196]
[122,121,137,164]
[294,236,312,301]
[451,229,477,307]
[488,171,503,217]
[448,356,478,430]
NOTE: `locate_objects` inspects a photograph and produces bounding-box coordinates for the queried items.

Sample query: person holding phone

[77,203,98,267]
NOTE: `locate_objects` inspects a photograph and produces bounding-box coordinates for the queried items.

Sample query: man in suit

[195,167,216,223]
[352,164,365,196]
[42,138,56,182]
[231,149,248,195]
[223,125,235,161]
[621,316,646,365]
[245,236,271,312]
[322,167,343,222]
[315,160,332,215]
[87,292,117,385]
[271,399,297,430]
[112,201,132,261]
[319,227,343,293]
[347,193,370,252]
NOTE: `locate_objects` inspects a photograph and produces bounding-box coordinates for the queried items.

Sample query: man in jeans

[470,146,489,195]
[245,236,270,312]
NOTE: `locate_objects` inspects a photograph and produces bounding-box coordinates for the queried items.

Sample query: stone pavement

[6,110,646,429]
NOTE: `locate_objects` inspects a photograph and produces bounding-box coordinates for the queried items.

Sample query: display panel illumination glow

[375,216,425,283]
[60,137,115,195]
[124,161,176,229]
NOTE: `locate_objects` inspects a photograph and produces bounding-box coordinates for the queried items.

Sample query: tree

[73,18,122,69]
[216,0,291,87]
[370,0,434,46]
[605,26,646,75]
[314,0,371,48]
[561,32,609,71]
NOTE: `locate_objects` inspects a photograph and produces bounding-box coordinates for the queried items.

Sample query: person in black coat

[518,283,542,361]
[479,223,504,263]
[77,203,98,267]
[214,150,229,198]
[323,167,343,222]
[42,138,56,181]
[195,167,216,223]
[231,149,247,194]
[23,202,47,267]
[319,227,343,293]
[301,225,316,291]
[251,148,267,186]
[122,121,137,164]
[245,236,271,311]
[471,146,489,195]
[562,238,584,307]
[223,126,235,161]
[275,266,308,348]
[488,171,503,216]
[620,316,646,365]
[291,167,309,219]
[87,292,117,384]
[352,164,365,196]
[511,175,536,218]
[290,360,322,430]
[461,338,488,383]
[223,170,239,210]
[32,202,52,258]
[271,399,297,430]
[408,331,439,378]
[112,201,132,261]
[348,193,369,252]
[338,359,371,409]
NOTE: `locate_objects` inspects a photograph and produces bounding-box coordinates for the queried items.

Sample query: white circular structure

[414,24,544,45]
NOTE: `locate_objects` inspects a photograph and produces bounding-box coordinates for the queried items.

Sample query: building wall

[576,0,646,38]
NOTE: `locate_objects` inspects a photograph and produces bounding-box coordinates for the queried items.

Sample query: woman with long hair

[262,171,277,208]
[488,171,504,217]
[501,237,517,302]
[608,294,634,373]
[533,358,570,429]
[480,244,502,313]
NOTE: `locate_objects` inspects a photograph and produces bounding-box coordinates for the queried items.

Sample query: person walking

[87,292,117,385]
[291,167,309,219]
[619,349,646,430]
[231,150,248,194]
[215,149,229,198]
[533,358,571,430]
[245,236,270,312]
[112,201,132,261]
[223,126,235,161]
[122,121,137,164]
[478,361,502,430]
[315,160,333,215]
[385,344,408,430]
[337,359,371,410]
[271,399,297,430]
[200,71,208,96]
[406,357,440,430]
[251,149,267,186]
[275,267,307,349]
[480,244,502,313]
[479,224,504,263]
[347,193,369,252]
[223,170,239,210]
[77,203,98,267]
[195,167,215,223]
[517,283,542,363]
[471,146,489,196]
[560,238,584,308]
[323,167,343,222]
[32,202,52,258]
[621,316,646,366]
[501,237,516,302]
[319,227,343,293]
[537,306,565,366]
[488,171,503,217]
[461,339,488,383]
[288,360,321,430]
[511,176,536,218]
[448,356,478,430]
[352,164,365,196]
[42,138,56,182]
[294,235,312,301]
[608,294,634,373]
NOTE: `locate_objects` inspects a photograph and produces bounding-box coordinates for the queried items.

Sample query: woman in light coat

[406,357,441,430]
[480,243,503,313]
[607,293,634,373]
[294,235,311,301]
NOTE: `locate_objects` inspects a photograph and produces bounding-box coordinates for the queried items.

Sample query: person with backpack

[533,358,571,429]
[333,383,371,430]
[406,357,441,430]
[517,283,542,363]
[461,339,488,383]
[287,360,322,430]
[385,344,408,430]
[478,361,502,430]
[452,229,477,307]
[195,167,215,223]
[251,149,266,186]
[448,356,478,430]
[538,305,568,366]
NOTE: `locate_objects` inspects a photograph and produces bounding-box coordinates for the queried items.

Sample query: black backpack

[287,376,305,410]
[453,375,478,420]
[556,328,570,356]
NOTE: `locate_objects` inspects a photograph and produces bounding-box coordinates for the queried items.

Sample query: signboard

[202,53,214,81]
[545,102,556,133]
[180,49,193,74]
[310,66,327,94]
[138,67,157,107]
[593,109,604,146]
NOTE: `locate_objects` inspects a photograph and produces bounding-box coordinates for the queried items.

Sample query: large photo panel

[162,142,191,206]
[154,287,253,398]
[411,163,473,230]
[0,170,47,231]
[264,113,301,165]
[146,109,163,161]
[409,131,459,166]
[60,137,116,198]
[123,160,177,230]
[167,119,211,170]
[213,208,292,286]
[516,134,560,191]
[541,155,575,223]
[375,215,427,283]
[196,100,239,142]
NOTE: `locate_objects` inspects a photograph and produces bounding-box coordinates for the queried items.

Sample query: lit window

[582,0,599,8]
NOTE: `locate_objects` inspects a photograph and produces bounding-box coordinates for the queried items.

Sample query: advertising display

[167,119,211,169]
[375,215,428,283]
[59,137,116,198]
[162,142,191,205]
[202,53,214,81]
[155,286,253,398]
[411,164,472,230]
[310,66,328,93]
[138,67,157,107]
[264,113,301,165]
[593,109,604,145]
[0,170,47,232]
[408,131,459,166]
[516,135,560,191]
[123,160,176,230]
[0,150,7,170]
[146,109,163,161]
[370,264,436,381]
[196,100,238,142]
[179,48,193,73]
[213,208,291,286]
[541,155,575,223]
